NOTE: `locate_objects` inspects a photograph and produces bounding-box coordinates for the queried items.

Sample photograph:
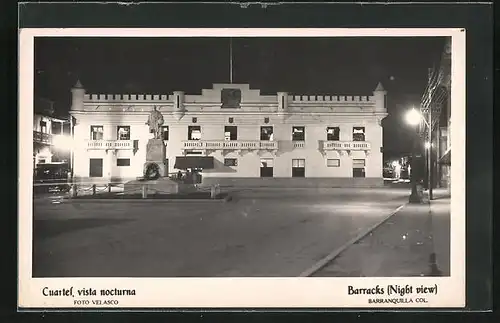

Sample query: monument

[144,105,167,179]
[124,106,181,194]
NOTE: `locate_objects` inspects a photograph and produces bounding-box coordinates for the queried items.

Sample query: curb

[299,202,408,277]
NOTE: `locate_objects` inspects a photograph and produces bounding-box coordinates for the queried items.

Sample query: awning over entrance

[174,156,215,170]
[438,147,451,165]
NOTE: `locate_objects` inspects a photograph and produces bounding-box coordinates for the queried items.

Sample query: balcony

[33,131,52,145]
[181,140,279,155]
[293,141,305,149]
[319,140,372,155]
[85,140,139,154]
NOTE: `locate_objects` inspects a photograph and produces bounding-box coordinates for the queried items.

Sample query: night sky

[34,36,446,160]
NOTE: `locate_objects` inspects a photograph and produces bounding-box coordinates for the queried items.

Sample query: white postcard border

[18,28,466,309]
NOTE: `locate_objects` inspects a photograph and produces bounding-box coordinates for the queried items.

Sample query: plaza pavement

[312,188,451,277]
[31,187,447,277]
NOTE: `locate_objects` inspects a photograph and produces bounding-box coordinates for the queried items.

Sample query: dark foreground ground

[32,187,449,277]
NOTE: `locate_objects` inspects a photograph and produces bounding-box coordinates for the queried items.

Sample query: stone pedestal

[124,177,180,194]
[123,138,181,195]
[145,139,166,177]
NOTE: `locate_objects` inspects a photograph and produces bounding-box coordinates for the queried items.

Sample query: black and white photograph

[19,28,466,308]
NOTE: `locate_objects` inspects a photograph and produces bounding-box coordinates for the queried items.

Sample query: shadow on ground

[33,218,135,240]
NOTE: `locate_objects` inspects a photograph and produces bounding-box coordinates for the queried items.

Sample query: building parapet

[82,93,376,103]
[291,95,374,102]
[83,94,173,101]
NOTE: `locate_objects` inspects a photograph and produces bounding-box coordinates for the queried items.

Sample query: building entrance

[89,158,103,177]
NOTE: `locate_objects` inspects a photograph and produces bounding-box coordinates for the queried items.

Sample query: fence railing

[33,131,52,144]
[181,140,279,150]
[319,140,372,151]
[85,139,136,150]
[34,180,222,200]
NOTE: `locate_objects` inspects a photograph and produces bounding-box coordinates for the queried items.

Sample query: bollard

[142,185,148,199]
[92,184,96,195]
[108,184,112,193]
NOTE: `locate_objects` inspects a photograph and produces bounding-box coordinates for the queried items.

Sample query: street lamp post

[406,108,423,204]
[428,105,434,201]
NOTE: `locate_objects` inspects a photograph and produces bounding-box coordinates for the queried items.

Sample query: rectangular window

[90,125,104,140]
[260,158,274,177]
[117,158,131,167]
[51,122,62,135]
[188,126,201,140]
[224,126,238,141]
[89,158,103,177]
[292,126,305,141]
[40,121,47,133]
[185,150,203,155]
[224,158,238,167]
[63,123,71,135]
[353,159,366,178]
[292,159,305,177]
[327,159,340,167]
[162,126,169,140]
[353,168,366,178]
[260,126,274,141]
[353,127,365,141]
[117,126,130,140]
[353,159,366,168]
[327,127,340,141]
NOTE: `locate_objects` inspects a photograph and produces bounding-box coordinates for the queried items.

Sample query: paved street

[33,187,427,277]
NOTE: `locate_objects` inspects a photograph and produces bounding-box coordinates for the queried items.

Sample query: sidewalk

[312,189,451,277]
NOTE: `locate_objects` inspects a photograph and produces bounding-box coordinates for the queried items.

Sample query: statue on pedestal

[146,106,164,139]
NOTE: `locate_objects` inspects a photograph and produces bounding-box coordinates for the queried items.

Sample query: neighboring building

[419,37,451,191]
[70,81,388,187]
[436,38,452,190]
[33,98,71,168]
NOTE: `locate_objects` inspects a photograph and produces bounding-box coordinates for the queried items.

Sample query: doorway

[89,158,103,177]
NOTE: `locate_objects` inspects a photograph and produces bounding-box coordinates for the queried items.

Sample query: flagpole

[229,37,233,84]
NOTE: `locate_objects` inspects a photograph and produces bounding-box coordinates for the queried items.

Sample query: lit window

[117,126,130,140]
[40,121,47,133]
[327,127,340,141]
[353,127,365,141]
[224,126,238,140]
[292,126,305,141]
[260,126,273,141]
[90,125,104,140]
[162,126,169,140]
[188,126,201,140]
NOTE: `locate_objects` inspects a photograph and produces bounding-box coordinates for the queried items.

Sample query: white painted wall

[70,83,387,182]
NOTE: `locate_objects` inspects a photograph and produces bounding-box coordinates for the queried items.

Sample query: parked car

[383,166,394,179]
[33,163,71,194]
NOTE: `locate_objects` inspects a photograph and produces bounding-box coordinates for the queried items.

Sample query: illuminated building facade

[70,81,388,187]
